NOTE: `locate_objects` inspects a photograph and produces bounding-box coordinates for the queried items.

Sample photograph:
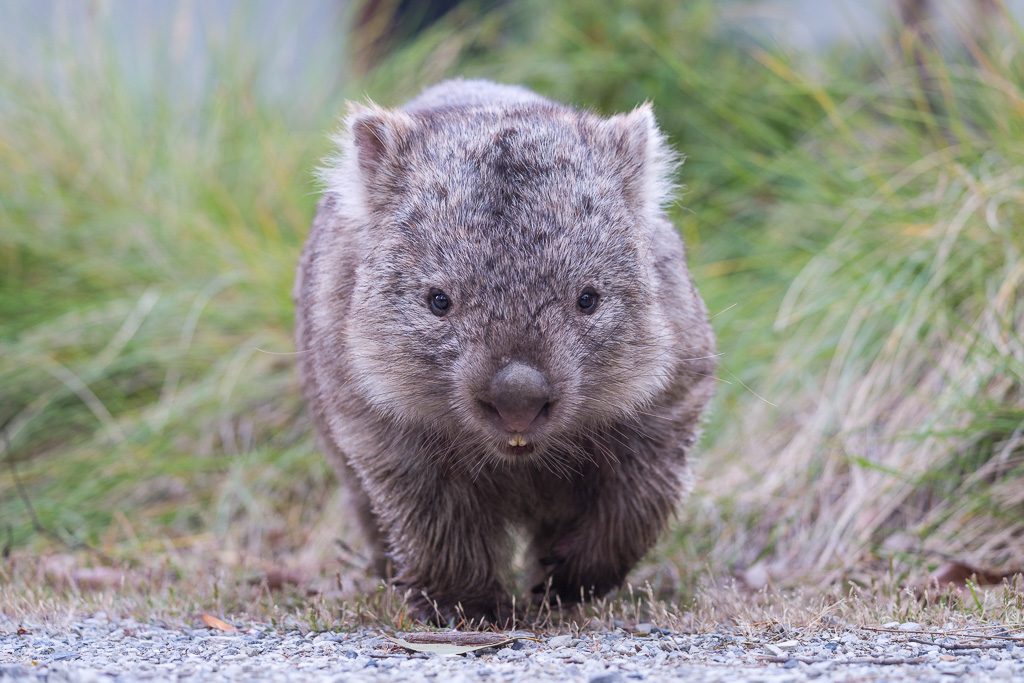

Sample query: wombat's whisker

[583,395,672,424]
[254,347,315,355]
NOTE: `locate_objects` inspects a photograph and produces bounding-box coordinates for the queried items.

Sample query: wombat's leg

[319,437,390,576]
[530,431,687,604]
[528,519,654,605]
[375,475,515,625]
[342,476,390,577]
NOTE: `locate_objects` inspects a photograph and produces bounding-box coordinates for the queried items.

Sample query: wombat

[294,79,716,623]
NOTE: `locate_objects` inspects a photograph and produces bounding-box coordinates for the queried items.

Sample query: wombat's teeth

[508,434,528,447]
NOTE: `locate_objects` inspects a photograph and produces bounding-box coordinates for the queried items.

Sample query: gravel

[2,614,1023,682]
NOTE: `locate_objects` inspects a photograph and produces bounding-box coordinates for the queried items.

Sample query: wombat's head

[323,97,693,466]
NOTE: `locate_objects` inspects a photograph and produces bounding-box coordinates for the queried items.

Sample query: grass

[3,551,1023,637]
[3,547,1024,635]
[1,1,338,560]
[1,0,1022,629]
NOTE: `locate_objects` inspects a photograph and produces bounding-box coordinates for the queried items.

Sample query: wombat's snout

[482,362,552,433]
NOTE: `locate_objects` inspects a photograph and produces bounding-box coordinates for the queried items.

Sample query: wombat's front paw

[530,539,628,605]
[532,566,623,606]
[404,586,514,626]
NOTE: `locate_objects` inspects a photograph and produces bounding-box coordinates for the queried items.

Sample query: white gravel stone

[3,615,1024,682]
[547,635,571,648]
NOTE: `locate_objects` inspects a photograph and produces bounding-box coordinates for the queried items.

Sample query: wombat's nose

[487,362,551,433]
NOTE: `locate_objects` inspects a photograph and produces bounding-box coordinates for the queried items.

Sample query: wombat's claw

[406,588,514,626]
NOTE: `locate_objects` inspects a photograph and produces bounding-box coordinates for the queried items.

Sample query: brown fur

[294,79,716,623]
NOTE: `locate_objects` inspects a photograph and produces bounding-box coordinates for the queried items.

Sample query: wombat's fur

[295,79,716,623]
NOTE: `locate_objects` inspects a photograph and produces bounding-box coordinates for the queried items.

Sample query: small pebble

[991,664,1015,679]
[589,675,623,683]
[48,649,80,661]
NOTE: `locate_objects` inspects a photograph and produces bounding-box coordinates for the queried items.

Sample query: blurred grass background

[1,0,1022,597]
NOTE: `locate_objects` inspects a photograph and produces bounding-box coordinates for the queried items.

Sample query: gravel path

[3,615,1023,682]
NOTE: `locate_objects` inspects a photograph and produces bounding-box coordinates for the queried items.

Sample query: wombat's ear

[321,102,417,217]
[346,102,416,186]
[604,104,680,216]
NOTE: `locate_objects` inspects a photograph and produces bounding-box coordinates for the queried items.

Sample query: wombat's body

[295,79,716,622]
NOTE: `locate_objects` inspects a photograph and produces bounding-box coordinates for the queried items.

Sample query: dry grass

[689,48,1024,584]
[3,548,1022,637]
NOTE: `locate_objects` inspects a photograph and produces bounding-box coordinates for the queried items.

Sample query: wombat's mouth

[501,433,536,456]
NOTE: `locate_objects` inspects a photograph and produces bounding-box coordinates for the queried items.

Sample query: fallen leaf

[260,569,303,590]
[39,554,76,588]
[737,561,770,590]
[202,614,239,633]
[382,631,533,656]
[914,563,1023,604]
[73,567,128,591]
[930,562,1013,588]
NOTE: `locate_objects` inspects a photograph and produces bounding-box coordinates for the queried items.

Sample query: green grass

[0,3,339,555]
[1,0,1022,623]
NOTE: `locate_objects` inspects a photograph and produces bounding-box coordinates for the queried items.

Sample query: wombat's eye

[577,288,599,314]
[428,288,451,316]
